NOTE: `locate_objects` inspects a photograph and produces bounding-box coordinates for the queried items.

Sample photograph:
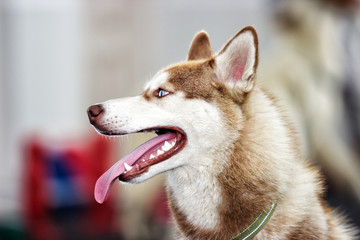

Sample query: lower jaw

[118,166,150,182]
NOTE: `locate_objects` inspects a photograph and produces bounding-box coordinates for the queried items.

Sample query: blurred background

[0,0,359,239]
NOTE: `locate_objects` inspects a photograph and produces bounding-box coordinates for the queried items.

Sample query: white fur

[99,73,232,169]
[167,164,222,230]
[144,71,169,92]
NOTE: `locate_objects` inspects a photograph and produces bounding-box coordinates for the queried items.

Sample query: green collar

[232,202,277,240]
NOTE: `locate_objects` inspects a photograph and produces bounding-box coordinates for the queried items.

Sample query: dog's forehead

[166,61,215,99]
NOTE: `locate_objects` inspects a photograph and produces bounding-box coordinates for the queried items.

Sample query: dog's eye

[156,89,170,98]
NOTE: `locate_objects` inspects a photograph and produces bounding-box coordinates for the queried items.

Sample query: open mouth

[94,126,187,203]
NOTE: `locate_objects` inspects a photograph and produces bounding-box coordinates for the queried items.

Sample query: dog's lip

[98,126,184,137]
[94,126,187,203]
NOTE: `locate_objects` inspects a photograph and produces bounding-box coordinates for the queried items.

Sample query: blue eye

[157,89,170,98]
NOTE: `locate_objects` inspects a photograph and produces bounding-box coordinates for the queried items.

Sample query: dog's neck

[166,162,277,240]
[167,161,224,231]
[166,87,293,239]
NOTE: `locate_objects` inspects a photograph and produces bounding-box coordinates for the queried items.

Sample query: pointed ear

[188,31,213,61]
[214,26,258,93]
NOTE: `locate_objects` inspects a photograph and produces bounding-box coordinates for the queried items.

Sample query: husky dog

[87,26,356,239]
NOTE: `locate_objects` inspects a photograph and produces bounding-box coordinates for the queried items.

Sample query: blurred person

[260,0,360,227]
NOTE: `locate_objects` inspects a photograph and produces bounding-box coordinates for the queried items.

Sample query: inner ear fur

[188,31,213,61]
[214,26,259,92]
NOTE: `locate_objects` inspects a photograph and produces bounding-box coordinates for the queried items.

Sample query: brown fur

[142,89,152,101]
[163,27,357,239]
[166,61,216,101]
[166,78,326,239]
[188,31,213,61]
[167,68,355,239]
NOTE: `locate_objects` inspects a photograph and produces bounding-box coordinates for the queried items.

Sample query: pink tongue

[95,132,176,203]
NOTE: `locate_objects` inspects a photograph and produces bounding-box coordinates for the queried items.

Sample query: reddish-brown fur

[162,27,356,239]
[188,31,213,61]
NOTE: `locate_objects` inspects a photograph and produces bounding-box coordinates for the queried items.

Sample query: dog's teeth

[141,159,145,162]
[124,162,132,171]
[162,141,172,151]
[157,150,164,156]
[149,154,155,159]
[171,141,176,147]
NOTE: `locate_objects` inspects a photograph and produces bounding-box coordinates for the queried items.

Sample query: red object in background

[148,187,171,224]
[23,134,121,240]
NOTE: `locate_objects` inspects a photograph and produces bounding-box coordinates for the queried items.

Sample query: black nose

[87,104,104,124]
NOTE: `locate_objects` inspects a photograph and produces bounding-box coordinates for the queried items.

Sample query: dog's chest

[167,167,222,230]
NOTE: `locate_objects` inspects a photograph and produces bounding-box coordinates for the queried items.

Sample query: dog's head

[88,26,258,203]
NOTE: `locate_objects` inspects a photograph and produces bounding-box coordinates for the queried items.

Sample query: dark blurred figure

[262,0,360,230]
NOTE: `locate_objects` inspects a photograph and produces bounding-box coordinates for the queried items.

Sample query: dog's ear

[188,31,213,61]
[214,26,258,93]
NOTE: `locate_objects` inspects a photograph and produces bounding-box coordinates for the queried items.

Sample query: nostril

[87,104,104,119]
